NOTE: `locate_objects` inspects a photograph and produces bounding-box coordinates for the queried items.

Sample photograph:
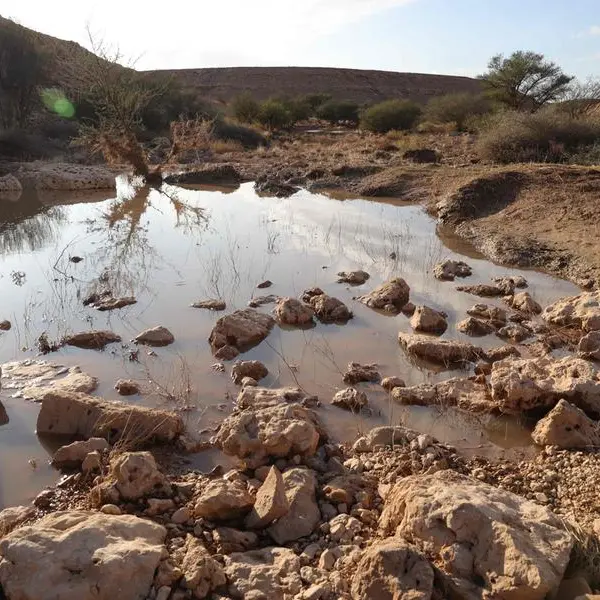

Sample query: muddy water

[0,179,579,507]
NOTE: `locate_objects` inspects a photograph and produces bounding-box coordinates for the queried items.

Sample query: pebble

[171,507,191,524]
[318,548,336,571]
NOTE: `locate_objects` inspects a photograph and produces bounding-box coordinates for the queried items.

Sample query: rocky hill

[150,66,482,105]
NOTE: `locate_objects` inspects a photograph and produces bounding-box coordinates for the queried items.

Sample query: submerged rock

[433,259,472,281]
[231,360,268,385]
[62,330,121,350]
[273,297,315,326]
[0,511,166,600]
[380,470,572,600]
[342,362,380,384]
[358,278,410,314]
[543,291,600,331]
[494,274,528,289]
[381,376,405,391]
[410,305,448,335]
[305,291,352,324]
[209,309,275,360]
[86,296,137,311]
[114,379,140,396]
[398,333,484,365]
[337,270,370,285]
[532,399,600,448]
[257,280,273,289]
[191,299,227,311]
[134,326,175,347]
[456,316,496,336]
[332,388,368,412]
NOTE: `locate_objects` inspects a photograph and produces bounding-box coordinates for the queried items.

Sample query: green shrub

[360,100,422,133]
[303,93,332,112]
[257,100,293,130]
[282,97,312,123]
[317,100,360,125]
[424,93,492,131]
[231,93,261,124]
[477,110,600,163]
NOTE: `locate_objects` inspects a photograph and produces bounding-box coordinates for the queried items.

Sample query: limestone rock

[457,316,496,336]
[381,376,405,391]
[231,360,268,385]
[351,539,434,600]
[114,379,140,396]
[0,511,165,600]
[379,470,572,600]
[224,547,302,599]
[134,326,175,347]
[181,535,226,597]
[268,468,320,544]
[532,399,600,448]
[337,270,370,285]
[352,426,421,452]
[20,367,98,402]
[209,309,275,359]
[496,323,532,343]
[213,527,259,554]
[273,297,315,326]
[62,330,121,349]
[578,331,600,361]
[245,466,289,529]
[490,356,600,415]
[466,303,507,326]
[358,278,410,313]
[15,163,116,191]
[433,259,472,281]
[110,452,171,501]
[485,344,521,363]
[0,506,35,537]
[52,437,109,469]
[236,386,317,410]
[543,292,600,331]
[82,451,102,473]
[36,391,183,444]
[456,283,508,298]
[410,305,448,335]
[342,362,380,384]
[305,291,352,324]
[191,299,226,311]
[398,333,484,365]
[332,388,368,412]
[194,479,254,521]
[507,292,542,314]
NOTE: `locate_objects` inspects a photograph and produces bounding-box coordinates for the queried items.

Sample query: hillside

[149,66,482,105]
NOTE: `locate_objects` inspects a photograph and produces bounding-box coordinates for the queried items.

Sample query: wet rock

[403,148,440,163]
[494,274,528,289]
[392,378,495,412]
[109,452,171,501]
[37,391,183,444]
[579,331,600,361]
[352,426,421,452]
[257,280,273,289]
[134,326,175,347]
[343,362,380,384]
[164,164,242,185]
[380,470,572,600]
[63,330,121,350]
[0,174,22,198]
[301,287,324,303]
[0,511,165,600]
[456,283,508,298]
[268,468,320,544]
[532,399,600,448]
[507,292,542,314]
[194,478,254,521]
[231,360,268,385]
[398,332,484,365]
[351,539,434,600]
[236,385,316,410]
[213,527,259,554]
[19,366,98,402]
[337,270,370,285]
[15,163,116,191]
[358,278,410,314]
[191,299,226,311]
[209,309,275,360]
[52,437,109,469]
[457,316,496,336]
[410,305,448,334]
[496,323,532,343]
[248,294,279,308]
[466,303,507,325]
[114,378,140,396]
[381,376,405,391]
[90,296,137,311]
[241,376,258,387]
[332,388,368,412]
[224,547,302,599]
[0,320,11,331]
[401,302,416,316]
[273,297,315,326]
[305,292,353,324]
[245,466,289,529]
[214,388,320,468]
[485,344,521,363]
[490,356,600,415]
[543,291,600,331]
[0,506,35,537]
[255,180,299,198]
[433,259,472,281]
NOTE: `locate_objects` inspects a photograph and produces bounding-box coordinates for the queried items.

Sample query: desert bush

[424,93,492,131]
[317,100,360,125]
[303,93,332,112]
[567,142,600,165]
[212,118,266,148]
[477,109,600,163]
[360,100,422,133]
[281,97,312,123]
[231,93,261,124]
[257,99,293,130]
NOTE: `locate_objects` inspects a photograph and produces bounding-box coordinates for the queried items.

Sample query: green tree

[317,100,360,125]
[257,99,293,130]
[231,92,261,124]
[424,93,491,131]
[360,100,421,133]
[479,51,573,111]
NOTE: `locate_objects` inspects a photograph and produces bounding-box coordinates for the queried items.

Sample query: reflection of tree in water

[0,197,66,254]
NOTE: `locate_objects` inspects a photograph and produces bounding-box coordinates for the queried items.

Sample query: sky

[4,0,600,79]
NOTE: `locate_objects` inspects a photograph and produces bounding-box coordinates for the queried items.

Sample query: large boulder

[273,297,314,326]
[19,367,98,402]
[224,547,302,600]
[398,333,484,365]
[209,309,275,360]
[0,511,165,600]
[351,539,434,600]
[410,305,448,335]
[358,278,410,313]
[532,399,600,448]
[379,470,573,600]
[543,292,600,331]
[214,388,321,468]
[36,391,183,444]
[267,468,320,544]
[194,479,255,521]
[490,356,600,415]
[433,260,472,281]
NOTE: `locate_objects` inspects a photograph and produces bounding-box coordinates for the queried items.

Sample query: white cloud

[578,25,600,37]
[7,0,417,69]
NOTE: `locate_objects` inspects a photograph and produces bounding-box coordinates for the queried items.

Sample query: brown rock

[337,270,370,285]
[52,437,109,469]
[485,344,521,363]
[114,379,140,396]
[410,305,448,334]
[456,284,507,298]
[181,535,226,597]
[433,259,472,281]
[109,452,171,501]
[273,297,314,326]
[245,466,289,529]
[398,333,484,365]
[381,376,405,391]
[457,316,496,336]
[358,278,410,313]
[507,292,542,314]
[213,528,258,554]
[578,331,600,361]
[496,323,532,343]
[62,330,121,350]
[134,326,175,347]
[306,293,352,324]
[191,299,226,311]
[231,360,268,385]
[20,367,98,402]
[466,303,507,325]
[342,362,380,384]
[543,292,600,331]
[257,280,273,289]
[92,296,137,311]
[209,309,275,359]
[194,479,255,521]
[332,388,368,412]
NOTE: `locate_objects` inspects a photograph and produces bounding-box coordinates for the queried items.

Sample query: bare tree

[560,77,600,118]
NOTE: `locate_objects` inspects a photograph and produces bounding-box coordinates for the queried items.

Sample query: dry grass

[564,523,600,589]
